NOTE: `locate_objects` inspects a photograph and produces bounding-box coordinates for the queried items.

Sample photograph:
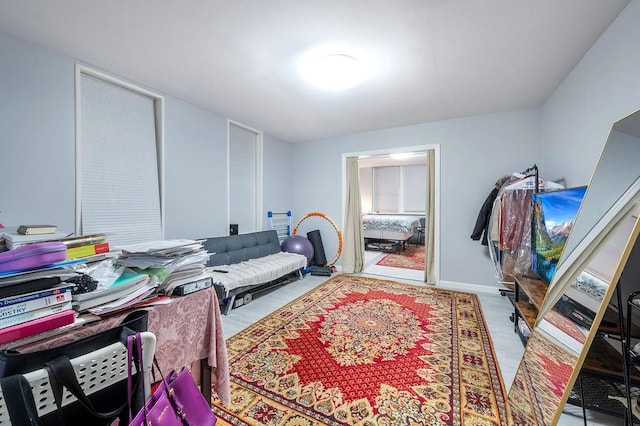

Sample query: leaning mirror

[543,111,640,315]
[506,108,640,425]
[508,205,639,424]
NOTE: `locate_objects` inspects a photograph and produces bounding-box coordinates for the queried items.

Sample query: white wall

[163,96,228,239]
[0,32,76,231]
[0,31,294,240]
[292,109,541,288]
[262,133,294,222]
[540,1,640,187]
[539,1,640,303]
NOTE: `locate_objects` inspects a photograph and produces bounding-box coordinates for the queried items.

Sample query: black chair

[416,217,426,245]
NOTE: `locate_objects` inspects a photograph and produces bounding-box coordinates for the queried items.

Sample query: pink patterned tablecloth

[13,288,230,405]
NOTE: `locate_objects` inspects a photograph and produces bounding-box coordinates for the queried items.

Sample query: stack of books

[1,227,112,262]
[0,283,76,345]
[2,226,71,250]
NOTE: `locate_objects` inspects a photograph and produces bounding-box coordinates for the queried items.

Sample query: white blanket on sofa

[206,251,307,297]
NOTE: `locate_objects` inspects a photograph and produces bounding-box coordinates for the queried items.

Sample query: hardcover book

[59,234,107,248]
[0,285,73,308]
[66,242,110,260]
[0,277,64,300]
[0,301,72,329]
[0,291,72,320]
[16,225,58,235]
[0,309,76,345]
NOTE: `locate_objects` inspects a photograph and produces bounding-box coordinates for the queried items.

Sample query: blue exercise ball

[281,235,314,265]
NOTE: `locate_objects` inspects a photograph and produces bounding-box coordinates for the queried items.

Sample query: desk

[12,287,230,406]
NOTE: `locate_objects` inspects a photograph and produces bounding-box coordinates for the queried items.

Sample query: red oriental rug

[507,331,577,426]
[212,275,508,425]
[375,245,426,270]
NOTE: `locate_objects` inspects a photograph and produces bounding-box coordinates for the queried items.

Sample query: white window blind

[373,166,400,213]
[367,164,426,214]
[79,73,163,246]
[229,124,258,234]
[403,164,427,212]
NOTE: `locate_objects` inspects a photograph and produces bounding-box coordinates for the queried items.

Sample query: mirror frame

[506,108,640,425]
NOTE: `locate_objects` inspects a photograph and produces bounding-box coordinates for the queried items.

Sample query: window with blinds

[373,166,400,213]
[228,122,262,234]
[403,164,427,212]
[366,164,426,214]
[78,68,164,247]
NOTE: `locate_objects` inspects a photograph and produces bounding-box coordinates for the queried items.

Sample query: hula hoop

[292,211,343,266]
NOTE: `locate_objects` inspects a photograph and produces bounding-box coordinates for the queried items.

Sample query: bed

[362,214,421,252]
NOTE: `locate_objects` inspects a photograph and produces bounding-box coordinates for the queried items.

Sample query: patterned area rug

[508,331,577,426]
[375,245,425,270]
[212,274,508,425]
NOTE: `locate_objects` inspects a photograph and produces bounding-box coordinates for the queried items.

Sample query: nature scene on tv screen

[531,186,587,284]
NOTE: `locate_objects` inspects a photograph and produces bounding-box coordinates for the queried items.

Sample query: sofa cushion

[208,252,307,297]
[204,230,281,267]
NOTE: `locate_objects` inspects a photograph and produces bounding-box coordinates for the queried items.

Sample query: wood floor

[219,270,621,425]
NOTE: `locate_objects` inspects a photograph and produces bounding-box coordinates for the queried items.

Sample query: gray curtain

[342,156,364,273]
[424,150,436,283]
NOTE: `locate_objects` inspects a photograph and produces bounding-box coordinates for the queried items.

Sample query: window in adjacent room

[373,166,401,213]
[364,164,427,214]
[228,121,262,234]
[77,65,164,246]
[402,164,427,213]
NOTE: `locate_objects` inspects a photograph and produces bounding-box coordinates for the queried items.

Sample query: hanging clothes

[487,173,564,281]
[499,174,563,253]
[471,176,510,246]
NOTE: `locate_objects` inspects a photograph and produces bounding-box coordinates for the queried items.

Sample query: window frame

[74,64,165,242]
[227,120,263,233]
[366,164,427,215]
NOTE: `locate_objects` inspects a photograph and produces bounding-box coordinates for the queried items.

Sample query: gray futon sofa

[203,230,307,314]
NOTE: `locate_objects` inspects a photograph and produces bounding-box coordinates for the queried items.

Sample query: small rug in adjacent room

[211,274,508,425]
[375,244,426,270]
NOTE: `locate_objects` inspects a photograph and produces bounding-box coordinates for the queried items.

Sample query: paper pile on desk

[116,239,211,295]
[73,271,158,313]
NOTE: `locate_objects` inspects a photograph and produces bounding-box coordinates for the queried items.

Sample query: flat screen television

[531,186,587,284]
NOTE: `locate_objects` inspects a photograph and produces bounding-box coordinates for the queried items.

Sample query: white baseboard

[349,268,506,296]
[437,280,505,295]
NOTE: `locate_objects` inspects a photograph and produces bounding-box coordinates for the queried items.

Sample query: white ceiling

[0,1,629,143]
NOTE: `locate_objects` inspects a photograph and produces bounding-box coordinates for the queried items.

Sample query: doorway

[342,145,440,283]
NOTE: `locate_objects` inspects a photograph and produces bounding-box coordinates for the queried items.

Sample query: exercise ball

[281,235,314,265]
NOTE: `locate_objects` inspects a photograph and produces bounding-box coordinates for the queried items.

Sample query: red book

[0,310,76,345]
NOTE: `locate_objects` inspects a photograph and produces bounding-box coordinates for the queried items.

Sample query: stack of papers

[116,240,211,295]
[117,240,208,269]
[73,271,157,313]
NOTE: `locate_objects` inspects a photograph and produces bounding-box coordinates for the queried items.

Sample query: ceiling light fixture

[297,46,376,91]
